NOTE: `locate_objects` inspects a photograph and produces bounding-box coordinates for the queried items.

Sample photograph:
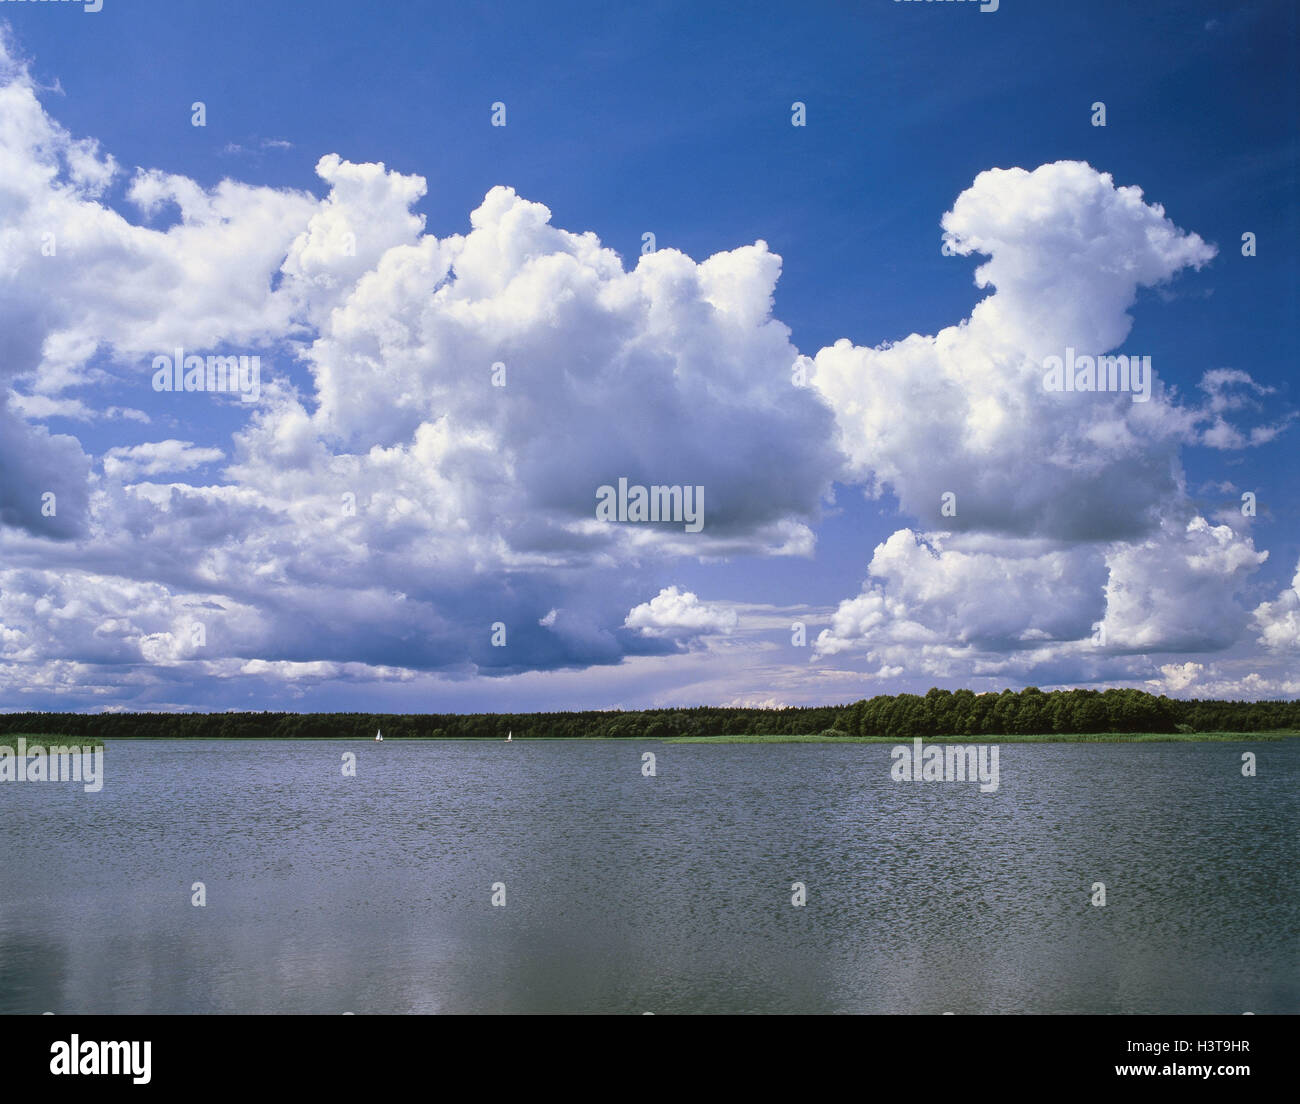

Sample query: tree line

[0,705,841,742]
[833,687,1300,738]
[0,689,1295,741]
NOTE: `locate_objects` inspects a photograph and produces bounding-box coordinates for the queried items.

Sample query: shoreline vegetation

[1,687,1298,744]
[0,734,105,748]
[2,732,1295,746]
[664,731,1299,744]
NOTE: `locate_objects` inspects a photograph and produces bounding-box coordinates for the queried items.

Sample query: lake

[1,738,1295,1014]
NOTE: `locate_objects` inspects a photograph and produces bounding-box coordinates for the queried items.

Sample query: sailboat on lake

[375,729,384,742]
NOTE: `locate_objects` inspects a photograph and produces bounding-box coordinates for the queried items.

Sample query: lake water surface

[1,738,1295,1014]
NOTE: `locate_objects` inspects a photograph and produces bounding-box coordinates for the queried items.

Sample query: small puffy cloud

[625,586,739,638]
[1252,561,1300,652]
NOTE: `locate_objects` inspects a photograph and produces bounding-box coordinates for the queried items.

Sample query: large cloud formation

[809,163,1285,692]
[0,29,1292,708]
[810,161,1215,542]
[0,31,841,706]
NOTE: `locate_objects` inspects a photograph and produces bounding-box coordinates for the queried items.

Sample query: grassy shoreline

[2,731,1296,745]
[0,733,105,749]
[665,731,1300,744]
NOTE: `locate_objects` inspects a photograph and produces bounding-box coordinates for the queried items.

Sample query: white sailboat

[375,728,384,742]
[506,730,512,742]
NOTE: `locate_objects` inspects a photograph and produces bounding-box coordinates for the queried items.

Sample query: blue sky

[0,0,1296,712]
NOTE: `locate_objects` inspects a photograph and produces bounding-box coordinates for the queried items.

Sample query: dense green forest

[0,705,842,741]
[832,687,1300,738]
[1,687,1297,740]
